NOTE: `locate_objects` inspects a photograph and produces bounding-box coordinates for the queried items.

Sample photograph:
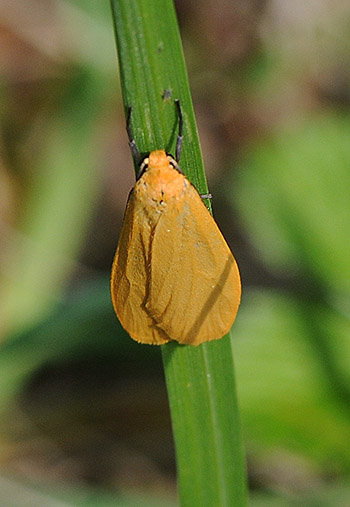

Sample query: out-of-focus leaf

[2,68,112,334]
[0,277,161,411]
[235,112,350,294]
[250,481,350,507]
[233,288,350,471]
[0,475,176,507]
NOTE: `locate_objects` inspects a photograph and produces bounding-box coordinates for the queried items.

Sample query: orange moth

[110,100,241,345]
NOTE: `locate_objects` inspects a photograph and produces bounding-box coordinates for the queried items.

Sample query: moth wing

[146,184,241,345]
[110,192,170,345]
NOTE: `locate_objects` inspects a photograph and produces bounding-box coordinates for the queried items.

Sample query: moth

[110,100,241,345]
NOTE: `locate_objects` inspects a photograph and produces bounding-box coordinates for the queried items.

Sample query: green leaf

[235,112,350,294]
[110,0,247,505]
[0,277,161,411]
[2,67,109,334]
[233,288,350,471]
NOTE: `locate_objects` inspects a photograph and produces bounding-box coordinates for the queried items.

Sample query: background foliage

[0,0,349,505]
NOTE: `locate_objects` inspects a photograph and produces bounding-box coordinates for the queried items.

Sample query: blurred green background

[0,0,349,505]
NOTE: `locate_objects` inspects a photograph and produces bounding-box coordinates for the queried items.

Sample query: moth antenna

[126,106,141,165]
[175,99,183,162]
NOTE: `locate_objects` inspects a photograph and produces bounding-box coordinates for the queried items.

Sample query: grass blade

[110,1,247,504]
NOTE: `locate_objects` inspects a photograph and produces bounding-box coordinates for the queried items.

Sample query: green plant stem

[110,1,247,504]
